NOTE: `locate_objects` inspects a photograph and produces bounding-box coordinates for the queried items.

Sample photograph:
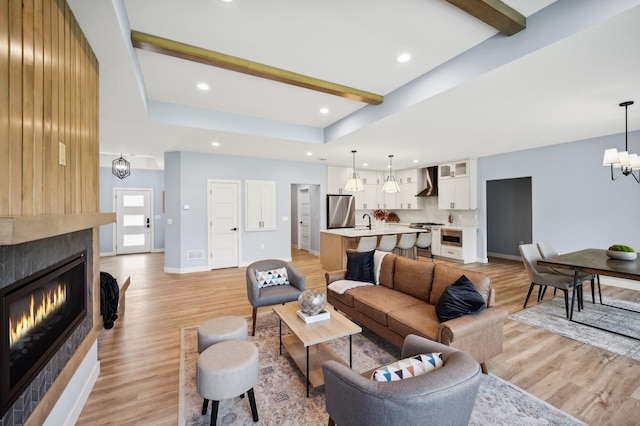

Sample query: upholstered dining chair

[537,241,602,304]
[519,244,582,318]
[323,335,482,426]
[246,259,305,336]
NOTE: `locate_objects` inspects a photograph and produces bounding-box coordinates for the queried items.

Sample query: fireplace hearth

[1,251,87,416]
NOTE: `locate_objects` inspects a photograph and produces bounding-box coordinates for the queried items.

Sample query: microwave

[441,229,462,247]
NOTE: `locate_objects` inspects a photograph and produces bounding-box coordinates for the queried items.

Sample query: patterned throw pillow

[255,267,290,288]
[371,353,443,382]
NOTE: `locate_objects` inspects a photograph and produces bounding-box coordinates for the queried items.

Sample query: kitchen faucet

[363,213,372,230]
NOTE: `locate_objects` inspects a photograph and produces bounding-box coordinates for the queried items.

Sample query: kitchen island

[320,225,427,271]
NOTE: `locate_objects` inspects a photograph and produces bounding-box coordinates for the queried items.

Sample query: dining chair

[537,241,602,304]
[355,236,377,252]
[376,235,397,252]
[519,244,582,318]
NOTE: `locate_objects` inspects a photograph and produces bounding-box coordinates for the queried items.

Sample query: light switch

[167,218,173,225]
[183,205,190,210]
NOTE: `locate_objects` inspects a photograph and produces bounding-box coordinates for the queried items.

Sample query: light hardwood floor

[76,249,640,425]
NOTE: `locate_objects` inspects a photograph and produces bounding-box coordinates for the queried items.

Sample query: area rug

[510,296,640,362]
[179,313,584,426]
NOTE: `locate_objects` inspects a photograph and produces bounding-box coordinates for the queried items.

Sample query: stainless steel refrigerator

[326,194,355,229]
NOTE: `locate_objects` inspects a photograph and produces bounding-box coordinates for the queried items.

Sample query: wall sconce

[112,154,130,179]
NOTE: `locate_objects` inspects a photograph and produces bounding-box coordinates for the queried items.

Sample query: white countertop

[321,224,428,237]
[432,225,477,231]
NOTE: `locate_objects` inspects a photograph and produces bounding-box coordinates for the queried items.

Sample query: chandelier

[603,101,639,183]
[112,154,131,179]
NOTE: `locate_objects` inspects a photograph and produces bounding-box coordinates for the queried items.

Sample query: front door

[115,189,152,255]
[208,180,240,269]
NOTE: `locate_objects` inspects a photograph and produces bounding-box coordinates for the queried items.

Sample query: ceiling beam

[446,0,526,36]
[130,30,384,105]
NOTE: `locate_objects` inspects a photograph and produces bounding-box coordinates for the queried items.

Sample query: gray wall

[478,130,640,260]
[487,177,532,257]
[99,167,165,254]
[164,152,327,272]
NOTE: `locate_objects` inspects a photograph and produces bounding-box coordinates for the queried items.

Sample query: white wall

[477,130,640,259]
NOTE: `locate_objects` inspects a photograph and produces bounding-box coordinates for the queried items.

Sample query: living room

[2,0,640,425]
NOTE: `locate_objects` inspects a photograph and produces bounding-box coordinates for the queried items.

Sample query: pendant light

[381,154,401,193]
[112,154,131,179]
[603,101,640,183]
[344,150,364,192]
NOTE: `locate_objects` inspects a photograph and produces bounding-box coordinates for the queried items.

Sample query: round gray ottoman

[197,340,259,426]
[197,316,248,353]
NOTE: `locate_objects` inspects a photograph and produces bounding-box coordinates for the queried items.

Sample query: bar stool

[377,235,397,252]
[356,236,377,252]
[396,233,417,259]
[415,232,433,259]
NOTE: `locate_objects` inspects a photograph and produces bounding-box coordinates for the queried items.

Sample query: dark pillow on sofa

[435,275,486,322]
[345,250,376,284]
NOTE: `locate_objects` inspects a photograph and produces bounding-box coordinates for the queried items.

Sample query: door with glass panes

[115,189,152,254]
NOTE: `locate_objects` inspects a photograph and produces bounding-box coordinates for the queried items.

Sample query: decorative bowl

[298,290,327,315]
[606,250,637,261]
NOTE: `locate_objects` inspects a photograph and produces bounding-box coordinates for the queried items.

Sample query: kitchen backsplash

[355,197,479,227]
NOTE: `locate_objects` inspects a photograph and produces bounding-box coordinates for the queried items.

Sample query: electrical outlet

[260,243,265,249]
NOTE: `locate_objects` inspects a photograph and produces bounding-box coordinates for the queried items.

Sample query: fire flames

[9,284,67,349]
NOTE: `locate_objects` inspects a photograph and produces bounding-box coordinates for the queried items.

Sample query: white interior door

[298,188,310,252]
[115,189,152,255]
[208,180,240,269]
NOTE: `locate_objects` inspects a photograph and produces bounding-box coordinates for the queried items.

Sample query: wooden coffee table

[272,303,362,397]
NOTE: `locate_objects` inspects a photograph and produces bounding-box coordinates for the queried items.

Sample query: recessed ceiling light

[396,53,411,63]
[413,159,419,163]
[319,107,329,114]
[362,163,368,167]
[221,0,234,2]
[306,152,313,156]
[197,82,210,91]
[211,141,220,147]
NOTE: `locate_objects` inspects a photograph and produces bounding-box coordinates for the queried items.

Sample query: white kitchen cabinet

[434,227,478,264]
[245,180,276,231]
[438,159,477,210]
[395,169,424,210]
[354,170,380,210]
[327,166,351,194]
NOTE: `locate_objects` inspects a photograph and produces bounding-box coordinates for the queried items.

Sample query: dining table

[537,248,640,339]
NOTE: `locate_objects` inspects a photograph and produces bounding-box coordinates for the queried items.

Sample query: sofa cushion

[387,304,440,341]
[345,250,375,284]
[378,254,396,289]
[430,264,491,305]
[435,275,487,322]
[371,353,443,382]
[393,256,435,301]
[350,286,423,326]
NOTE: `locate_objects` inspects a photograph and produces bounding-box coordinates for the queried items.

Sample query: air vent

[187,250,204,260]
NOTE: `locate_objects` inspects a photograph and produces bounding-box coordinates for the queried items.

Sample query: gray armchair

[246,259,305,336]
[323,335,482,426]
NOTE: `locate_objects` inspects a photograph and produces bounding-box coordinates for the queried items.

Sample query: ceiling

[67,0,640,171]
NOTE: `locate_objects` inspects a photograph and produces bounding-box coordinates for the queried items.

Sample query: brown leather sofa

[325,254,508,372]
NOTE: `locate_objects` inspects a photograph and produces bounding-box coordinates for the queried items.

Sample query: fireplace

[0,251,87,416]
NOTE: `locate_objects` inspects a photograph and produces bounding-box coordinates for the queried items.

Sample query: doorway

[115,188,153,254]
[298,187,311,252]
[207,179,241,269]
[486,177,532,260]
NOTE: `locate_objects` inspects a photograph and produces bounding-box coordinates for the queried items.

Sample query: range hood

[416,166,438,197]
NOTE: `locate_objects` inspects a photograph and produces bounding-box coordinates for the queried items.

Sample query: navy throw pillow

[345,250,376,284]
[435,275,487,322]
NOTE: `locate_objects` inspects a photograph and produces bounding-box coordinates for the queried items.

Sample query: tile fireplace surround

[0,230,93,426]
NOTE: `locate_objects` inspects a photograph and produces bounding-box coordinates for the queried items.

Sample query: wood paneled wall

[0,0,99,217]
